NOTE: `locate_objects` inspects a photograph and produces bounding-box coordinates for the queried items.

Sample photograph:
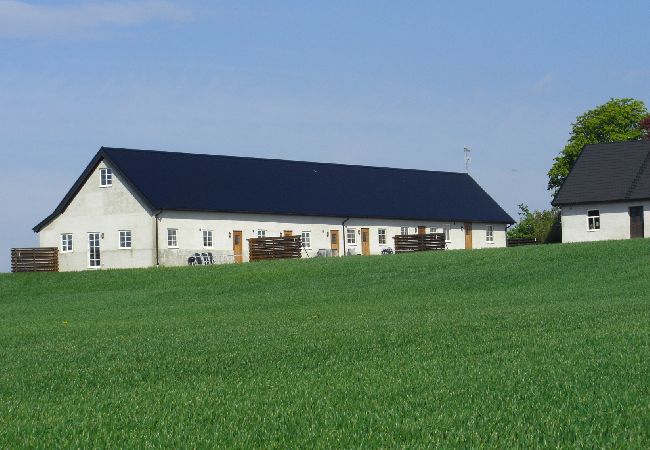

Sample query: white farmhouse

[552,140,650,242]
[34,147,514,271]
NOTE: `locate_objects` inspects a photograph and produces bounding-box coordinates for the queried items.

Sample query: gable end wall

[38,160,155,271]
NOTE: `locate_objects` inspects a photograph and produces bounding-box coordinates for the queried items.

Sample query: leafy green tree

[640,115,650,140]
[507,204,560,243]
[548,98,648,193]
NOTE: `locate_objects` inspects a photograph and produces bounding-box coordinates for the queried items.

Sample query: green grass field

[1,240,649,447]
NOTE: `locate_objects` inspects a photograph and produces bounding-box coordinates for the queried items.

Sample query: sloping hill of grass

[1,240,649,447]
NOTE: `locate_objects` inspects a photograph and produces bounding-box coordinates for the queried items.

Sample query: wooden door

[232,230,243,263]
[361,228,370,255]
[418,226,426,235]
[284,230,293,237]
[629,207,644,238]
[464,222,472,249]
[330,230,339,256]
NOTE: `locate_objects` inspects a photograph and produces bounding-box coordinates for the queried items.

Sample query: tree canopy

[640,115,650,140]
[548,98,648,193]
[507,203,560,243]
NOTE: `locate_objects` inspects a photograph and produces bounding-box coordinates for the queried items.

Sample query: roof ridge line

[101,146,469,177]
[624,149,650,199]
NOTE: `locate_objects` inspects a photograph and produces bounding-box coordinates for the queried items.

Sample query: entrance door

[464,222,473,249]
[284,230,293,237]
[361,228,370,255]
[88,232,101,268]
[330,230,339,256]
[629,206,644,238]
[232,230,243,263]
[418,226,426,235]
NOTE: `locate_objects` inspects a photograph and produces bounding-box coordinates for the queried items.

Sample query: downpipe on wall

[154,210,161,267]
[342,217,350,256]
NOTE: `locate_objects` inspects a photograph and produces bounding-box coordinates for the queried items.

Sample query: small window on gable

[486,225,494,243]
[61,233,73,252]
[100,168,112,187]
[588,210,600,230]
[119,230,132,249]
[378,229,387,245]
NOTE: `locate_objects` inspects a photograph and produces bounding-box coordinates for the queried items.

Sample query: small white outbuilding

[552,140,650,243]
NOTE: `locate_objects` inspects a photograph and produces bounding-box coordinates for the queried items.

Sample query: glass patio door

[88,232,101,268]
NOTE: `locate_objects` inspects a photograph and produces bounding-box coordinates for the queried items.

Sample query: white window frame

[99,168,112,187]
[587,210,600,231]
[486,224,494,243]
[444,224,451,242]
[400,226,409,236]
[301,231,311,249]
[88,232,101,268]
[378,228,387,245]
[167,228,178,248]
[119,230,132,249]
[60,233,73,253]
[346,228,356,245]
[203,230,213,248]
[257,230,266,238]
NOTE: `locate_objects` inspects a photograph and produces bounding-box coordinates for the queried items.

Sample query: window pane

[301,231,310,248]
[167,229,177,247]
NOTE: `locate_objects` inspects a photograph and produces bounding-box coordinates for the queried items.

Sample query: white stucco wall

[560,201,650,243]
[157,211,507,265]
[39,160,155,271]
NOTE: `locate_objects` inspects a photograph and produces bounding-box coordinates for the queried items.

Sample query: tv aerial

[463,147,472,172]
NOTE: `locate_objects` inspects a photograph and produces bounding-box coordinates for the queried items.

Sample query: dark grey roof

[552,140,650,206]
[34,147,514,231]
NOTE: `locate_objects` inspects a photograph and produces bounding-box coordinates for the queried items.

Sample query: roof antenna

[463,147,472,173]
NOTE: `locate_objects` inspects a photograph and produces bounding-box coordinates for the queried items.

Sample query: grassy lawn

[1,239,649,447]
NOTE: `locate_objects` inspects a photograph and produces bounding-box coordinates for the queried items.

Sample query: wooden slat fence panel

[393,233,446,253]
[248,236,302,261]
[506,238,539,247]
[11,247,59,272]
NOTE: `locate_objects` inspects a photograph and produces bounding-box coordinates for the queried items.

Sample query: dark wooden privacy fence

[11,247,59,272]
[393,233,446,253]
[506,238,539,247]
[248,236,302,261]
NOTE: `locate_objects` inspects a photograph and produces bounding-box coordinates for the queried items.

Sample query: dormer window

[100,168,112,187]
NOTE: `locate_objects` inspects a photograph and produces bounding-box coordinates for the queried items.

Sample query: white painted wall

[560,201,650,243]
[39,160,155,271]
[157,212,507,265]
[38,160,508,271]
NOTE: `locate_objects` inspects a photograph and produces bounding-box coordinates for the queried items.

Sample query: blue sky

[1,0,649,271]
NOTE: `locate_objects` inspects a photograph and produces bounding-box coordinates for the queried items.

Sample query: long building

[34,147,514,271]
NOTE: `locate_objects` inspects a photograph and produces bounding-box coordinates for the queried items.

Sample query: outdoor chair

[201,252,210,264]
[207,252,216,264]
[187,256,196,265]
[194,252,203,265]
